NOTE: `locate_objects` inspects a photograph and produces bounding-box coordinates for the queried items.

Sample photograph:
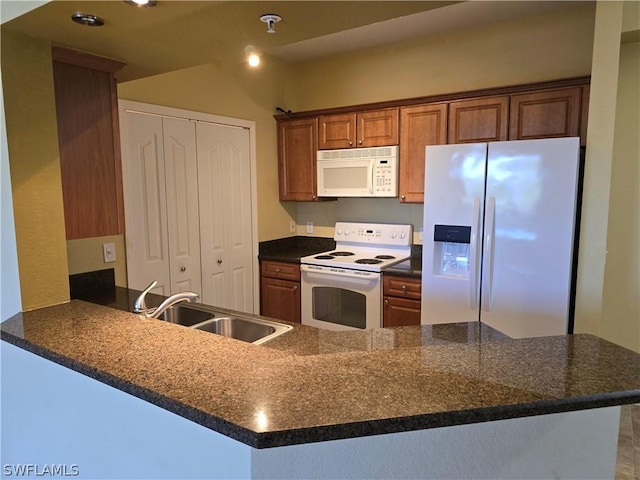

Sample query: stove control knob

[391,232,397,238]
[345,229,350,235]
[400,232,406,239]
[337,228,342,235]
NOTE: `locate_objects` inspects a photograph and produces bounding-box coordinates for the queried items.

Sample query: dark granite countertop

[2,298,639,449]
[258,235,335,263]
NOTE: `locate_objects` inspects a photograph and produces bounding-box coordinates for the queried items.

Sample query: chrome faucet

[133,280,199,319]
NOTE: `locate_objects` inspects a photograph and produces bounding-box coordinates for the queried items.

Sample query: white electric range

[300,222,413,331]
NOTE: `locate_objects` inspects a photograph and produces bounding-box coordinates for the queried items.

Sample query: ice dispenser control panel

[433,225,471,277]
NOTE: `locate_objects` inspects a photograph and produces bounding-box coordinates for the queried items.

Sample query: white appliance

[316,146,398,197]
[421,137,580,338]
[301,222,413,331]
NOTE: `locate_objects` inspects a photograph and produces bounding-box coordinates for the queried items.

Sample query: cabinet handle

[401,285,407,292]
[400,195,406,201]
[293,285,298,290]
[180,266,186,272]
[348,141,353,146]
[275,268,280,273]
[217,259,223,265]
[358,139,363,145]
[384,299,389,306]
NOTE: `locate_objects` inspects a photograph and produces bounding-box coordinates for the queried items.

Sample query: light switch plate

[306,222,313,233]
[103,243,116,263]
[289,220,296,233]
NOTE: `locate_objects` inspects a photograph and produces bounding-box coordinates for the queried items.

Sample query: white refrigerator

[420,137,580,338]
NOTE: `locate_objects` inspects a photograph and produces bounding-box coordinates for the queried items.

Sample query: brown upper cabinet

[319,108,399,149]
[277,117,320,201]
[509,87,582,142]
[399,103,447,203]
[448,96,509,144]
[52,47,126,240]
[275,77,590,203]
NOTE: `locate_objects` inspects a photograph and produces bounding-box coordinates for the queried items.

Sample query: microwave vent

[317,145,398,161]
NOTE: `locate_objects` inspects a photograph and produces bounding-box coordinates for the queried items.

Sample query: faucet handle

[133,280,158,314]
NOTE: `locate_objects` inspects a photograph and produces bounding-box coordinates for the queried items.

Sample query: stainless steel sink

[156,304,215,326]
[155,304,292,344]
[192,316,293,345]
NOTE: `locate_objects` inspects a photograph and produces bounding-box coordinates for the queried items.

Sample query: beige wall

[1,30,69,310]
[600,38,640,352]
[67,235,128,288]
[290,5,595,111]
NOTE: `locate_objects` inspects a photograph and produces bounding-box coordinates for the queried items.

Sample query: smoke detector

[260,14,281,33]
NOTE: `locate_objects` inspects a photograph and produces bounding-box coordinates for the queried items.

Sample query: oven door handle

[300,264,380,282]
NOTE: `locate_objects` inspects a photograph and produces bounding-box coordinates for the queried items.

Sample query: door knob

[217,259,223,265]
[180,266,186,272]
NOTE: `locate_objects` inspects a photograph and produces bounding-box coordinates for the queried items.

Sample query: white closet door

[196,122,253,311]
[162,117,202,296]
[121,112,170,295]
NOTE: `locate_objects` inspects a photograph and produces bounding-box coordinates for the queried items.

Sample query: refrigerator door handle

[469,196,481,310]
[482,196,496,312]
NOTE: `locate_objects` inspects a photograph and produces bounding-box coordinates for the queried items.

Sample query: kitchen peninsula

[2,298,639,479]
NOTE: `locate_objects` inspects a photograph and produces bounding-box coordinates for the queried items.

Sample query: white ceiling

[1,1,593,82]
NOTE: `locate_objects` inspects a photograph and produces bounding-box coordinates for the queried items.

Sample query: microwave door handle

[369,162,375,194]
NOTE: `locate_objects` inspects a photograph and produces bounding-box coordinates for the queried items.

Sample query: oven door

[301,264,381,331]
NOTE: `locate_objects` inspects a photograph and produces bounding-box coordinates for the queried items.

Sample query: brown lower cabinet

[260,261,301,323]
[382,275,422,327]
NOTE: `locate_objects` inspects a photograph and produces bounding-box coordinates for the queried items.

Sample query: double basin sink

[156,304,292,345]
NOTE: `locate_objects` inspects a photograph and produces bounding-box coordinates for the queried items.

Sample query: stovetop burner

[314,255,335,260]
[331,251,355,256]
[375,255,396,260]
[355,258,383,265]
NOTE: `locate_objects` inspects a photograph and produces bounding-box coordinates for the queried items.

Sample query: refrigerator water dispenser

[433,225,471,277]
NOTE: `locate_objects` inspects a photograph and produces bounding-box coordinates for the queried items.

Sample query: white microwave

[316,145,399,197]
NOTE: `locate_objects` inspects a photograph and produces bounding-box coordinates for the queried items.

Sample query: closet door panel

[162,117,202,295]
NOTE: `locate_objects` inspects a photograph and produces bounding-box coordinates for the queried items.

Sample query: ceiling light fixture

[260,14,281,34]
[71,12,104,26]
[247,53,261,67]
[124,0,157,7]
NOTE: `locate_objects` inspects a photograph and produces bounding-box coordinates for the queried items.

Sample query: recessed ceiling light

[124,0,157,7]
[71,12,104,26]
[247,53,261,67]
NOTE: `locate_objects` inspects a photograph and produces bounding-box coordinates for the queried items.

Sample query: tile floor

[616,404,640,480]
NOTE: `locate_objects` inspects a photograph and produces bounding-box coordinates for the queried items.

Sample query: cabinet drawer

[261,261,301,281]
[383,275,421,300]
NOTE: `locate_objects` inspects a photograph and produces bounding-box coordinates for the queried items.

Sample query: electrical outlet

[103,243,116,263]
[289,220,296,233]
[306,222,314,234]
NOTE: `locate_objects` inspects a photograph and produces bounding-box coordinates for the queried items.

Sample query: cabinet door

[357,109,399,147]
[509,87,582,141]
[383,296,421,327]
[399,104,447,203]
[260,277,301,323]
[448,96,509,144]
[318,113,355,149]
[278,118,319,201]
